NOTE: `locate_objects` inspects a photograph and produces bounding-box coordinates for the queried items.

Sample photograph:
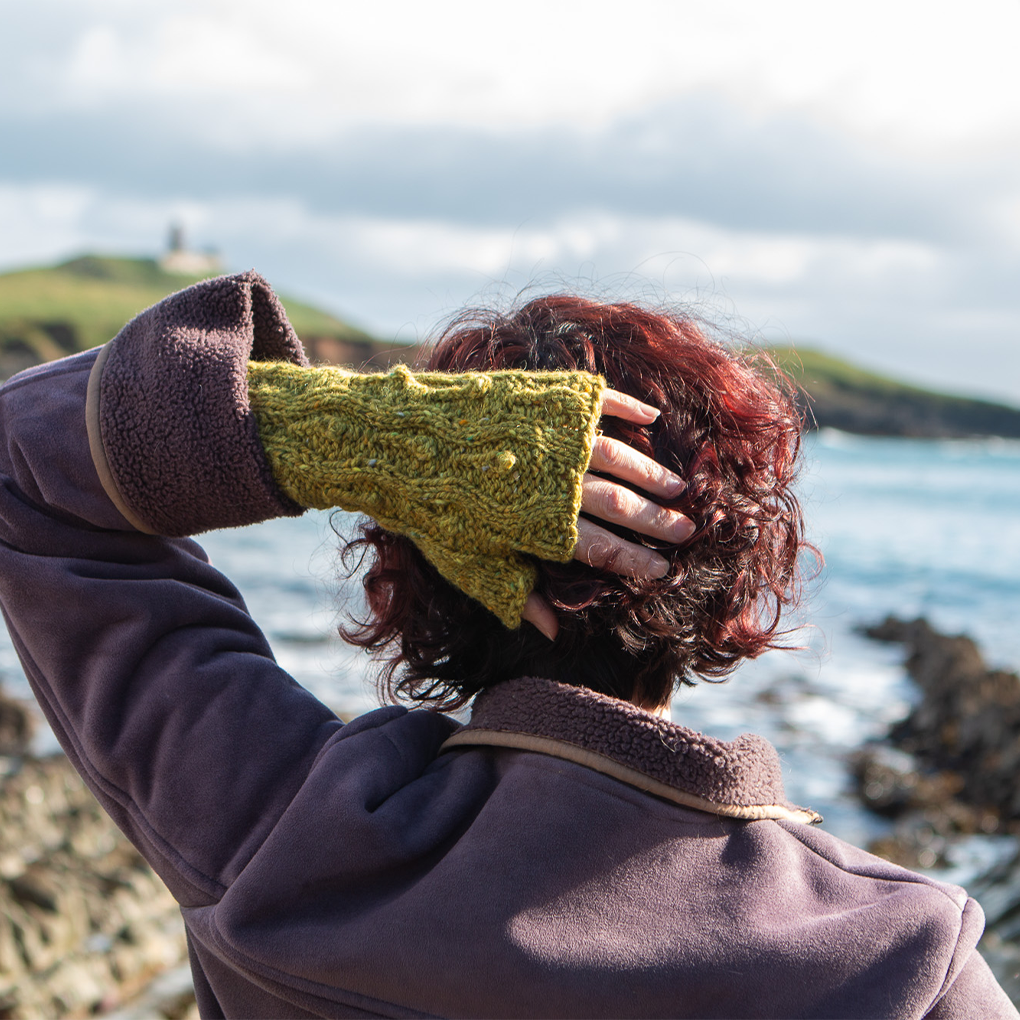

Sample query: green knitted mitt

[247,361,605,628]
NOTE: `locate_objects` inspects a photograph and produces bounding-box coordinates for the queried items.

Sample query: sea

[3,429,1020,881]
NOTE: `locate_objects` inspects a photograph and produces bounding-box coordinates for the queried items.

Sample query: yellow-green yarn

[247,360,605,628]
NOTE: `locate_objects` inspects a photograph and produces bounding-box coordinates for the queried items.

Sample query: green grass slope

[0,255,401,377]
[2,257,1016,438]
[768,346,1020,439]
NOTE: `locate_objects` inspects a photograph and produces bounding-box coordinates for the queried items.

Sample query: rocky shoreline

[856,616,1020,1001]
[856,616,1020,844]
[0,693,194,1019]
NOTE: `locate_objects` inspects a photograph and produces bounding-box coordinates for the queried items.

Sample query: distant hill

[0,255,416,378]
[767,346,1020,440]
[2,256,1018,439]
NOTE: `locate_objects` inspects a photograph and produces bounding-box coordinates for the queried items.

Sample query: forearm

[84,272,602,624]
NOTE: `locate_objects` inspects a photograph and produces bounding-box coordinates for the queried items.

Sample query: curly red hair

[340,296,811,710]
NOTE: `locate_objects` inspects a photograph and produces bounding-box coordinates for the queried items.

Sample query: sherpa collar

[440,677,821,825]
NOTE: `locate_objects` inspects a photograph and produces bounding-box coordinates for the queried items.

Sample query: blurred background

[2,0,1019,399]
[1,1,1019,1015]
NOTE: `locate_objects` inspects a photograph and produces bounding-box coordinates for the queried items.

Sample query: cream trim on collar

[438,677,822,825]
[441,729,821,824]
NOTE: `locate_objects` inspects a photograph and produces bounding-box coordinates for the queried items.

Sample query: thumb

[521,593,559,641]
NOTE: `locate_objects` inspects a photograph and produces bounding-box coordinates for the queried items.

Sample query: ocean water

[3,431,1020,862]
[675,430,1020,855]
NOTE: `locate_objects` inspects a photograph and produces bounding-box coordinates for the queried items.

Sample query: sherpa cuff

[247,360,605,628]
[86,271,310,537]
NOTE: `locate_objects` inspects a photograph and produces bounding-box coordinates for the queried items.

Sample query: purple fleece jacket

[0,272,1015,1019]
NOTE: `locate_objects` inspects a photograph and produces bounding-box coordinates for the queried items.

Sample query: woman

[0,271,1013,1018]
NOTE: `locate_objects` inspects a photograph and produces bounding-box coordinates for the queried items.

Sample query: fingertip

[663,474,686,497]
[647,553,670,578]
[536,621,557,642]
[627,399,659,424]
[672,516,696,542]
[602,389,660,424]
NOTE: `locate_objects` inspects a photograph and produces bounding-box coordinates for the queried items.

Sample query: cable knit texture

[248,360,604,627]
[95,271,309,536]
[90,271,604,626]
[461,676,810,812]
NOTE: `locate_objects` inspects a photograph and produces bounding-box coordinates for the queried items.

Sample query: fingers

[575,519,671,578]
[601,388,660,424]
[581,475,695,544]
[523,513,682,643]
[526,385,686,639]
[521,593,559,641]
[589,435,685,499]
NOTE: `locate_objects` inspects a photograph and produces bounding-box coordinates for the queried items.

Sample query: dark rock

[860,617,1020,1000]
[860,616,1020,822]
[851,743,1003,872]
[852,745,967,821]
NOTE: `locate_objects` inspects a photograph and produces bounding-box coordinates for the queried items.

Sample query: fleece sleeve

[0,347,342,907]
[925,949,1018,1018]
[247,360,603,626]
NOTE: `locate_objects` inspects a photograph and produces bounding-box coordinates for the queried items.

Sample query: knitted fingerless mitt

[247,361,605,628]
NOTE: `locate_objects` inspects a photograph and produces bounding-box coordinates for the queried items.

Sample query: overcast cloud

[2,0,1018,402]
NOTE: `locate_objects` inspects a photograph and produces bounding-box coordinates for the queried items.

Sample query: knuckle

[603,486,632,519]
[600,437,625,469]
[581,532,614,569]
[601,545,627,573]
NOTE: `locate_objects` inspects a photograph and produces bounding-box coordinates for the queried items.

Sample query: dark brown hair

[341,295,811,711]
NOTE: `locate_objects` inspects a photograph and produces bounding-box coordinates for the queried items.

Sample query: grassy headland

[0,255,411,377]
[767,346,1020,439]
[2,255,1018,438]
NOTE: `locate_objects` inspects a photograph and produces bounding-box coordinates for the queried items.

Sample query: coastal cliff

[769,347,1020,440]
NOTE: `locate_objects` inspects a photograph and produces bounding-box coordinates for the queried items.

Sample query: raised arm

[0,271,683,903]
[0,277,343,902]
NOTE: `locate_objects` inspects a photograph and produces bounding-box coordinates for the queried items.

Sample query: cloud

[3,94,1012,247]
[58,21,311,104]
[2,0,1019,404]
[7,0,1020,147]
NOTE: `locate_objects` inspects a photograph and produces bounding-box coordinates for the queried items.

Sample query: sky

[2,0,1019,403]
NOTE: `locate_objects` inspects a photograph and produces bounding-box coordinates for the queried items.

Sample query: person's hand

[522,388,693,639]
